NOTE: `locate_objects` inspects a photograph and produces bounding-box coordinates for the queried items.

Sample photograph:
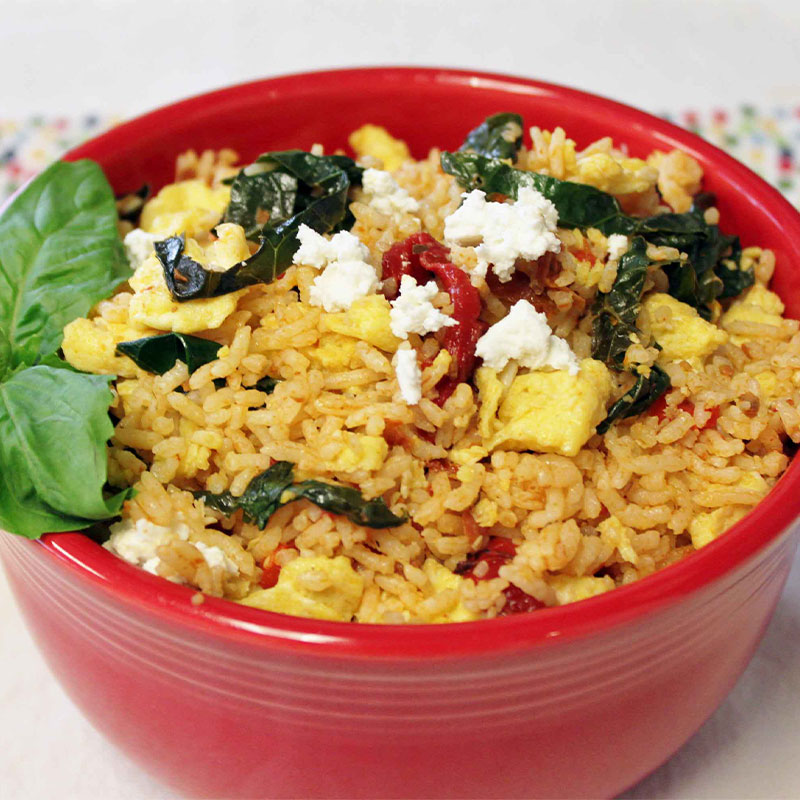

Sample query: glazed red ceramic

[2,68,800,799]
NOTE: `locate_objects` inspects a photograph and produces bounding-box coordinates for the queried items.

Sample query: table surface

[2,1,800,798]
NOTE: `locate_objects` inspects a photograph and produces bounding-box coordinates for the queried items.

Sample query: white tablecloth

[2,1,800,797]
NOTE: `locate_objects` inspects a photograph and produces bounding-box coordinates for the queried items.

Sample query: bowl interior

[49,66,800,657]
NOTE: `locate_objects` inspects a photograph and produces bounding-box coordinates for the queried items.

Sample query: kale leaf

[254,375,280,394]
[459,113,524,161]
[116,332,222,375]
[596,365,670,434]
[196,461,405,530]
[157,152,363,302]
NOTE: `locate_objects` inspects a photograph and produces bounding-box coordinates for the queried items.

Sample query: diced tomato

[498,585,546,615]
[648,395,720,430]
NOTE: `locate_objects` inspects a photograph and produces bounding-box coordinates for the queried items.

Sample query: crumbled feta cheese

[606,234,630,262]
[443,187,561,282]
[362,168,420,217]
[309,261,381,312]
[389,275,457,339]
[293,224,369,268]
[104,516,189,572]
[194,542,239,575]
[475,300,579,374]
[293,224,381,312]
[393,346,423,405]
[123,228,161,269]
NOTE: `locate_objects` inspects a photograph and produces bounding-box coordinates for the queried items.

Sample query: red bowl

[2,67,800,799]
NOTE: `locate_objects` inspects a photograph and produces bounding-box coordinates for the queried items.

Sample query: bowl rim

[25,65,800,659]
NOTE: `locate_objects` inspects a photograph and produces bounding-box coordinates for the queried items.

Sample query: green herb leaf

[459,113,524,161]
[159,152,363,303]
[116,332,222,375]
[591,237,651,367]
[196,461,405,530]
[596,365,670,434]
[290,480,407,528]
[0,160,130,369]
[0,364,133,539]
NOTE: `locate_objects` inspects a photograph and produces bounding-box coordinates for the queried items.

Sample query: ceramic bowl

[3,67,800,799]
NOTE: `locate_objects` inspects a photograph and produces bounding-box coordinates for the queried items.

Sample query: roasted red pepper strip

[258,544,295,589]
[382,233,485,404]
[649,395,719,430]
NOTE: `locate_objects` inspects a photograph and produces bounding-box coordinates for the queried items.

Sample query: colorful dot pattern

[1,108,799,207]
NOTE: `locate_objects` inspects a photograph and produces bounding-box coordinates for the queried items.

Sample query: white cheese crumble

[194,542,239,575]
[123,228,162,269]
[606,234,630,262]
[475,300,580,374]
[104,517,189,574]
[392,346,423,405]
[293,224,380,312]
[389,275,457,339]
[362,168,420,218]
[443,187,561,282]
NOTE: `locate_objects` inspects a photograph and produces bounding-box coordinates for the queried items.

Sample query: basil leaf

[0,328,10,381]
[591,237,651,367]
[289,480,406,528]
[597,365,670,434]
[196,461,405,530]
[116,333,222,375]
[0,160,131,369]
[0,364,133,539]
[459,113,524,161]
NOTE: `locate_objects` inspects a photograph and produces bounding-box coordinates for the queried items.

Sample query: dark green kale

[116,332,222,375]
[195,461,405,530]
[458,113,524,161]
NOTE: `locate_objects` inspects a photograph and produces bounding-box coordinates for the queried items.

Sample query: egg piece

[128,251,245,334]
[639,293,728,368]
[574,153,658,196]
[348,124,411,171]
[325,433,389,473]
[475,367,506,439]
[62,317,143,378]
[597,516,638,565]
[548,574,615,604]
[303,332,358,369]
[720,284,785,345]
[422,559,480,623]
[239,556,364,622]
[321,295,401,353]
[139,180,231,238]
[688,506,750,549]
[203,222,252,268]
[480,359,612,457]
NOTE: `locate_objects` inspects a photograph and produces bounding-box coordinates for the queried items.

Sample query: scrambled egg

[62,317,148,377]
[303,332,358,369]
[639,293,728,368]
[348,124,411,172]
[597,516,638,565]
[720,283,785,345]
[422,559,479,622]
[321,295,401,352]
[325,432,388,473]
[476,360,613,457]
[127,230,249,333]
[240,555,364,621]
[574,153,658,196]
[547,574,615,604]
[139,179,231,238]
[688,472,768,549]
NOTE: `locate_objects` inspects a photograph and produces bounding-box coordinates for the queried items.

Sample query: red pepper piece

[380,234,432,300]
[649,395,719,430]
[457,535,517,581]
[498,585,546,615]
[258,544,295,589]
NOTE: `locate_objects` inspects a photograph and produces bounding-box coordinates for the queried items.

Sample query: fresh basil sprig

[0,160,131,370]
[196,461,405,530]
[459,112,524,161]
[0,159,134,539]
